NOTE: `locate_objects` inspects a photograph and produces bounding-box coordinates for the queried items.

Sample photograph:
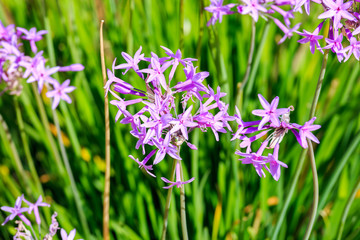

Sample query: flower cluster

[206,0,360,62]
[205,0,302,44]
[296,0,360,62]
[0,20,84,109]
[1,194,82,240]
[232,94,321,180]
[105,46,234,188]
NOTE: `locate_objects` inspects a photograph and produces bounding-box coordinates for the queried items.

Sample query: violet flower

[106,46,233,186]
[46,79,76,109]
[161,162,195,189]
[252,94,289,130]
[1,195,31,226]
[23,195,50,225]
[232,94,321,180]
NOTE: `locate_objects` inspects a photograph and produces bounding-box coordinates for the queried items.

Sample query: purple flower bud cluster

[0,21,84,109]
[296,0,360,62]
[106,46,234,188]
[205,0,302,44]
[232,94,321,180]
[1,195,82,240]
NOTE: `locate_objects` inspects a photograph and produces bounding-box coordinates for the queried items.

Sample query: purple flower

[161,46,197,81]
[139,55,171,89]
[291,117,321,148]
[323,31,345,62]
[23,195,50,225]
[252,94,289,130]
[1,195,31,226]
[238,0,267,22]
[153,133,181,165]
[161,162,195,189]
[236,140,269,177]
[46,79,76,109]
[297,21,324,54]
[205,0,236,26]
[60,228,82,240]
[267,143,288,181]
[115,46,145,78]
[17,27,47,53]
[129,150,157,177]
[58,64,85,72]
[318,0,355,30]
[274,18,301,44]
[339,37,360,61]
[170,105,198,140]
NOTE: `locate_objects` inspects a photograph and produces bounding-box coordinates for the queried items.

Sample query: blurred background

[0,0,360,239]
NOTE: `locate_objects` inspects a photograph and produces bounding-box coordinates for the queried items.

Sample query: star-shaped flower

[297,21,324,54]
[46,79,76,109]
[161,162,195,189]
[1,195,30,226]
[23,195,50,225]
[291,117,321,148]
[252,94,289,130]
[318,0,355,29]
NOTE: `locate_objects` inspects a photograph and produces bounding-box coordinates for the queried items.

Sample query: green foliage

[0,0,360,239]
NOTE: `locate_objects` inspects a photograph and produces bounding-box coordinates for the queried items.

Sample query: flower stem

[303,139,319,240]
[52,108,90,238]
[272,48,329,240]
[235,19,256,108]
[31,83,65,175]
[100,20,111,240]
[179,0,184,51]
[195,0,205,68]
[0,113,30,195]
[14,97,44,195]
[161,159,177,240]
[337,175,360,240]
[179,160,189,240]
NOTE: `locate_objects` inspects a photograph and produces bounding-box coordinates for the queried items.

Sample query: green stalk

[318,130,360,211]
[179,0,184,51]
[14,97,43,195]
[272,48,329,240]
[52,107,90,239]
[31,83,65,175]
[161,159,177,240]
[100,20,111,240]
[243,23,270,108]
[195,0,205,68]
[235,19,256,108]
[179,159,189,240]
[337,175,360,240]
[0,113,31,196]
[303,139,319,240]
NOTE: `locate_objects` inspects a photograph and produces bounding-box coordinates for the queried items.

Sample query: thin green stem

[243,23,270,111]
[318,129,360,211]
[272,48,329,239]
[195,0,205,68]
[52,108,90,238]
[31,83,65,175]
[235,19,256,108]
[30,225,39,240]
[337,175,360,240]
[100,20,111,240]
[179,160,189,240]
[0,113,31,196]
[161,159,177,240]
[14,98,43,195]
[303,140,319,240]
[179,0,184,51]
